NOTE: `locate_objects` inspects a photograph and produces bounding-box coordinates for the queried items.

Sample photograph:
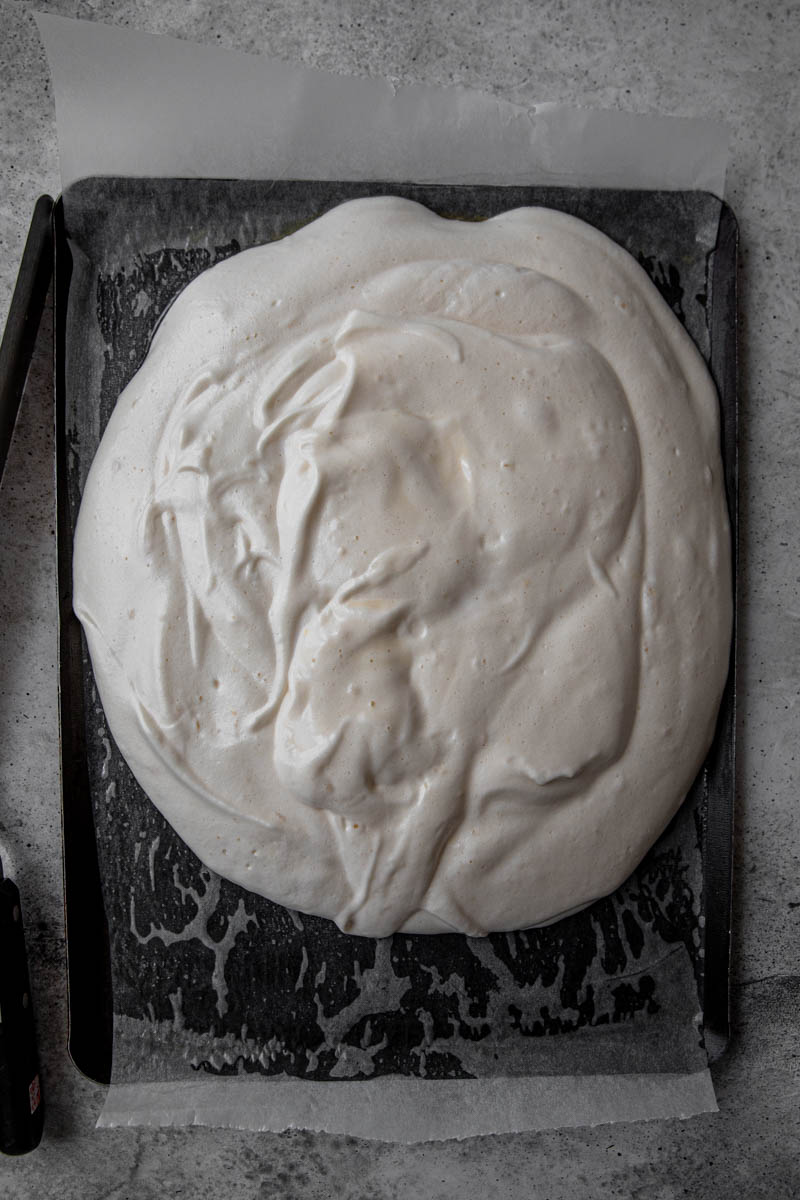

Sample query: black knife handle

[0,875,44,1154]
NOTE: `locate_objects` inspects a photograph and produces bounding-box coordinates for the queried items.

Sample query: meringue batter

[73,196,732,937]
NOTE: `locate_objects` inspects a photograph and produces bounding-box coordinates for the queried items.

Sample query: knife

[0,857,44,1155]
[0,193,54,1154]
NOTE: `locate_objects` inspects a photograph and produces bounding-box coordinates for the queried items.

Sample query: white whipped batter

[74,197,732,936]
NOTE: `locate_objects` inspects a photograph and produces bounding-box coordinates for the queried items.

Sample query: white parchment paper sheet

[36,13,728,196]
[36,11,729,1141]
[98,1072,718,1142]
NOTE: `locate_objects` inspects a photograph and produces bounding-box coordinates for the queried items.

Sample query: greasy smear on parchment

[99,712,702,1082]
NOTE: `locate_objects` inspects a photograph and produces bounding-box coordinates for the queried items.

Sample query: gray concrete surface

[0,0,798,1194]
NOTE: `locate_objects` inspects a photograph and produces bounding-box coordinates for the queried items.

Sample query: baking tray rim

[50,179,738,1083]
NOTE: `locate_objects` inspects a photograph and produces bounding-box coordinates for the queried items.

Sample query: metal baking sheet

[54,179,736,1088]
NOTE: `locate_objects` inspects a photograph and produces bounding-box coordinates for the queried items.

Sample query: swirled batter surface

[74,197,731,936]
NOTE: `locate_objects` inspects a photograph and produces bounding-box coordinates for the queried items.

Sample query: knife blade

[0,194,54,1154]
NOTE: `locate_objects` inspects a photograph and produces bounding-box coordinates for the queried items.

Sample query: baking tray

[51,179,737,1087]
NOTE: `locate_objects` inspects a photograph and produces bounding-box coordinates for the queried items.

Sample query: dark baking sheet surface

[56,179,736,1086]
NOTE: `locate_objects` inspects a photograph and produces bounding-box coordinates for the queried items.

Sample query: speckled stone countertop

[1,1,798,1196]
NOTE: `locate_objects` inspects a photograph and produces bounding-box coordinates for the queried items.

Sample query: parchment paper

[38,15,732,1141]
[35,13,729,198]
